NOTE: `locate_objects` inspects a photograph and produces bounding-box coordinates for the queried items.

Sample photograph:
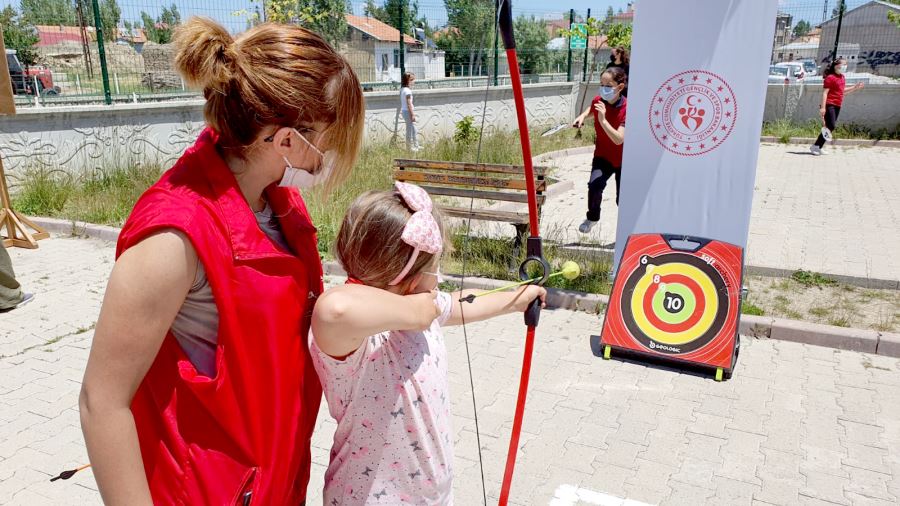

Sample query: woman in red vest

[78,18,437,505]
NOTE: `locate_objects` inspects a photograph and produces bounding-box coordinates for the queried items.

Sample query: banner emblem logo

[649,70,737,156]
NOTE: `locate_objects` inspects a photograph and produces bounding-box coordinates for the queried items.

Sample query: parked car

[774,61,806,80]
[797,59,818,76]
[5,49,60,96]
[768,65,796,84]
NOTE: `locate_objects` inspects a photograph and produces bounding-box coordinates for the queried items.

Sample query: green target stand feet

[715,368,724,382]
[603,345,612,360]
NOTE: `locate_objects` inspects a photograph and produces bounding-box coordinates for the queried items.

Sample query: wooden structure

[392,158,550,258]
[0,27,50,248]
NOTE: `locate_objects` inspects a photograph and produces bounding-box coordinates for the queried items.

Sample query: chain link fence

[3,0,898,108]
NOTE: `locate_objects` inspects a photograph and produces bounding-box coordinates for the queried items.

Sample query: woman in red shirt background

[811,58,864,156]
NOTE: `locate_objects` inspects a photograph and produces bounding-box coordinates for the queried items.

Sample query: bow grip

[519,236,547,327]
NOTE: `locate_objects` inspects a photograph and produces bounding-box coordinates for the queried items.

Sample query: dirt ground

[743,274,900,332]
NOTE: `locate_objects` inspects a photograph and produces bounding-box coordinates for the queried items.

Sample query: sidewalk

[1,237,899,505]
[469,143,900,284]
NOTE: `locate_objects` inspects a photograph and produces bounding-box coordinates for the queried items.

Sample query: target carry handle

[498,0,515,50]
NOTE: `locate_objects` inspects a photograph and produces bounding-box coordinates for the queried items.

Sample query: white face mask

[278,129,337,189]
[836,65,847,75]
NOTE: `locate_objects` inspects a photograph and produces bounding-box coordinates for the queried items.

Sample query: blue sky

[0,0,875,33]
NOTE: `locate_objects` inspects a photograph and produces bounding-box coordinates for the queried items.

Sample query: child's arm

[312,285,441,357]
[572,104,593,128]
[444,285,546,327]
[406,95,415,122]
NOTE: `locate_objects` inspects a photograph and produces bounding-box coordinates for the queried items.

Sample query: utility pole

[566,9,574,82]
[493,0,499,86]
[399,0,406,79]
[582,9,591,82]
[90,0,112,104]
[831,0,845,61]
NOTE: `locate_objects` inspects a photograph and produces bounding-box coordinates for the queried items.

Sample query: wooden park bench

[392,158,551,261]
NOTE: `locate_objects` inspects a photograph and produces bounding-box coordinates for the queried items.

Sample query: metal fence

[3,0,898,108]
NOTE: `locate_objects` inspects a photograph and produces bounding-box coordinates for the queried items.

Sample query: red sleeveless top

[116,128,323,505]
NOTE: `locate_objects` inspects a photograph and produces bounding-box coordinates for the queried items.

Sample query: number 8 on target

[598,234,744,380]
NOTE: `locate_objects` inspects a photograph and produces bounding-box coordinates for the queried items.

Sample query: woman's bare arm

[80,230,197,506]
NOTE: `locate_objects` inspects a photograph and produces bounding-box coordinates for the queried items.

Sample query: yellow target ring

[630,262,719,345]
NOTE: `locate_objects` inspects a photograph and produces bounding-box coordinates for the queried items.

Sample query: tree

[442,0,494,76]
[1,5,40,66]
[513,15,550,74]
[99,0,121,41]
[141,4,181,44]
[605,6,614,20]
[792,19,811,38]
[261,0,348,45]
[20,0,77,26]
[605,22,632,49]
[371,0,423,35]
[887,0,900,28]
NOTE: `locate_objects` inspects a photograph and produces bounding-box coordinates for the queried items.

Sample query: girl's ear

[404,273,424,295]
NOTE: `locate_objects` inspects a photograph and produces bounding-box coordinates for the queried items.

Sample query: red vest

[116,129,323,505]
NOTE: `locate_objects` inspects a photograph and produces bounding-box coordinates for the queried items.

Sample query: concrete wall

[2,80,896,190]
[764,82,900,130]
[0,82,577,189]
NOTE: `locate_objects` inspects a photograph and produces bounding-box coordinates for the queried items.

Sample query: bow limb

[497,1,547,504]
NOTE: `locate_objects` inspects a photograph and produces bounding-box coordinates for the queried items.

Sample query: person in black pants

[572,67,628,234]
[811,58,864,155]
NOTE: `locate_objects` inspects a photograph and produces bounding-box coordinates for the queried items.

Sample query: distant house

[34,25,92,47]
[115,28,148,53]
[817,0,900,76]
[775,41,819,62]
[344,14,445,83]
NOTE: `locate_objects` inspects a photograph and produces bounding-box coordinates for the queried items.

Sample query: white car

[774,62,806,80]
[768,65,796,84]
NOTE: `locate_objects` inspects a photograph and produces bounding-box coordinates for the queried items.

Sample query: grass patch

[14,129,592,286]
[791,270,837,288]
[741,301,765,316]
[762,118,900,142]
[828,316,851,327]
[12,162,163,226]
[809,306,831,318]
[443,234,612,295]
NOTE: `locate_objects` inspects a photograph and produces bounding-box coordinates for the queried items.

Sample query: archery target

[599,234,743,372]
[622,253,728,354]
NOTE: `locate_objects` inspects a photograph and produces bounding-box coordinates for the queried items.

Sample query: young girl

[310,182,546,505]
[400,72,421,151]
[572,67,627,234]
[810,58,864,156]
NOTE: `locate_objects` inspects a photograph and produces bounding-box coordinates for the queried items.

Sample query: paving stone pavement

[469,144,900,282]
[2,237,900,505]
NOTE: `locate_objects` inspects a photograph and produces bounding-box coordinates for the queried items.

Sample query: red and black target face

[620,252,729,354]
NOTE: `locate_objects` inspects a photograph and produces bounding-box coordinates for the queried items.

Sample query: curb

[25,222,900,360]
[759,136,900,148]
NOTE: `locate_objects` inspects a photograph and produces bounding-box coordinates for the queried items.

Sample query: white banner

[614,0,778,268]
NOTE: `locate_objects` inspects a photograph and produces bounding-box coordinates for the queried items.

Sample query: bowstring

[457,4,502,504]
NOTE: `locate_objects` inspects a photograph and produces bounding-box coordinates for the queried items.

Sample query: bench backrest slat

[418,185,546,205]
[393,170,546,192]
[394,158,548,177]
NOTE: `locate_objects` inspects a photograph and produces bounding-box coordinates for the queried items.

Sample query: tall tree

[141,4,181,44]
[20,0,77,26]
[99,0,121,41]
[1,5,40,66]
[263,0,348,45]
[514,15,550,74]
[792,19,811,38]
[605,6,614,20]
[442,0,493,76]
